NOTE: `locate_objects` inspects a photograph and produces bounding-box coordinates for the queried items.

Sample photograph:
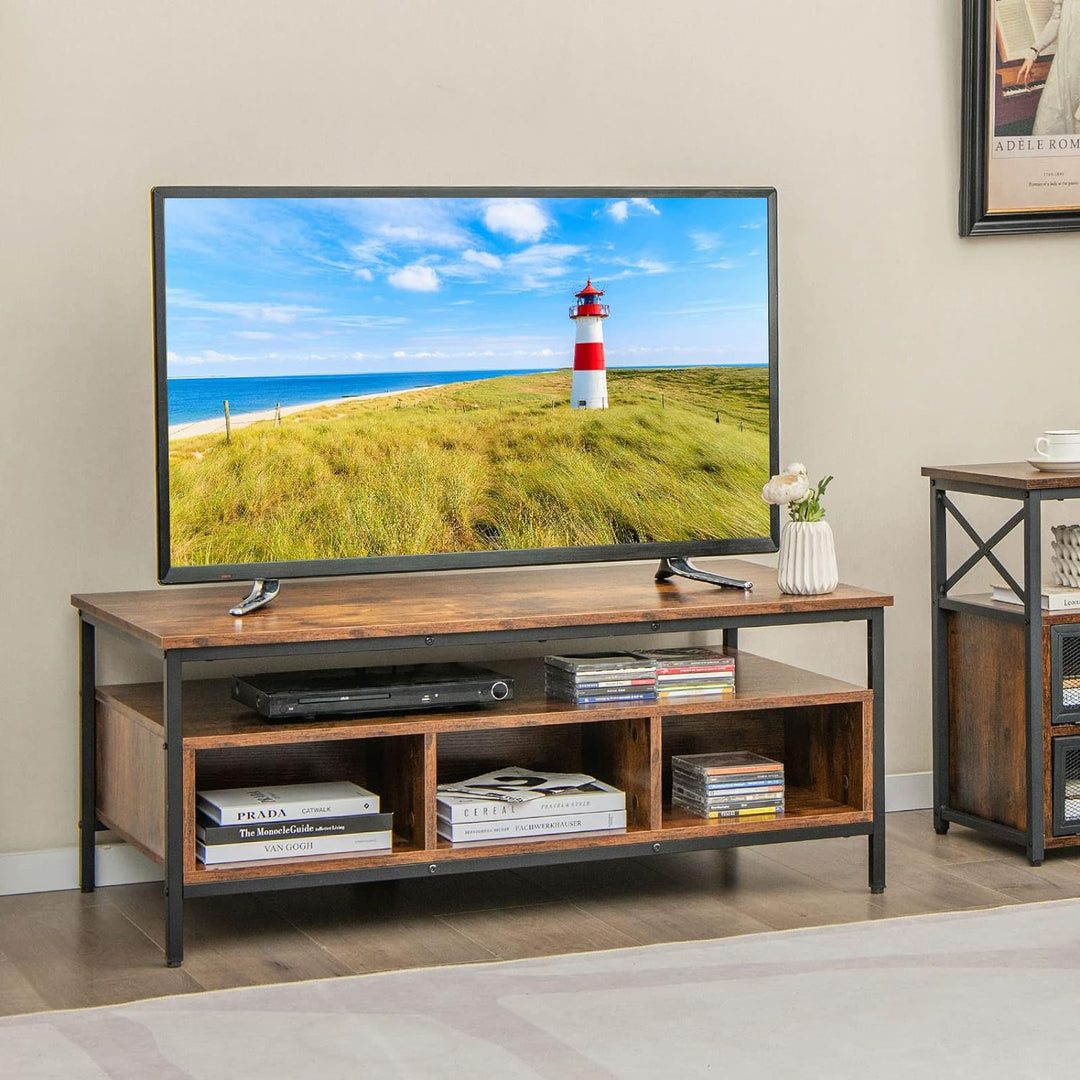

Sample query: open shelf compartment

[660,698,872,834]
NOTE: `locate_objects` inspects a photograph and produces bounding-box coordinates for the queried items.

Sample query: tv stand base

[655,557,753,590]
[229,579,280,616]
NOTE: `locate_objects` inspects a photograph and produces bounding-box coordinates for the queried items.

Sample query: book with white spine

[196,781,380,825]
[436,766,626,823]
[438,810,627,843]
[991,582,1080,610]
[196,829,392,864]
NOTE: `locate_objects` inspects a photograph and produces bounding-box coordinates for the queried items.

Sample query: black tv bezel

[151,185,780,585]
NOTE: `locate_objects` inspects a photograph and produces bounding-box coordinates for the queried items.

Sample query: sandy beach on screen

[167,388,416,439]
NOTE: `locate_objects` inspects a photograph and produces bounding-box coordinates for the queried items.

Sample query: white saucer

[1026,456,1080,472]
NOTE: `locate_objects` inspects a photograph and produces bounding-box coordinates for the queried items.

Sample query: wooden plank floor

[3,810,1080,1017]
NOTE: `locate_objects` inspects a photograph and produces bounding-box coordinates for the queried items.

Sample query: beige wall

[1,0,1072,858]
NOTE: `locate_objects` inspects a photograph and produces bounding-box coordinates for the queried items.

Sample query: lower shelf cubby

[191,734,429,852]
[435,714,657,832]
[660,698,871,833]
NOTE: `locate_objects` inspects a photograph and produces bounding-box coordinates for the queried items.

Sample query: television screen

[152,188,778,584]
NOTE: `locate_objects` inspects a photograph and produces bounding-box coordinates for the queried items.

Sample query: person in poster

[1016,1,1080,135]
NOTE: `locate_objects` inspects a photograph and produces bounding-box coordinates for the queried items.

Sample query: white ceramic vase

[776,520,838,595]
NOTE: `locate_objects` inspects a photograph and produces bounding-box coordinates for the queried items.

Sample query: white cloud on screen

[388,264,440,292]
[689,231,723,252]
[462,249,502,269]
[607,198,659,224]
[168,349,244,367]
[378,221,468,249]
[166,291,323,324]
[482,199,549,243]
[334,314,409,329]
[503,243,585,290]
[606,258,670,280]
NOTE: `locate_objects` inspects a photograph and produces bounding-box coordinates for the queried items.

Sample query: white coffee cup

[1034,430,1080,461]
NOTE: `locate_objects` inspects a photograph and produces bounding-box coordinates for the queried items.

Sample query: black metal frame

[959,0,1080,236]
[151,185,780,587]
[79,602,886,967]
[929,475,1080,865]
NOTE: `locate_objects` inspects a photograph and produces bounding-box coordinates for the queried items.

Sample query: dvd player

[232,662,514,720]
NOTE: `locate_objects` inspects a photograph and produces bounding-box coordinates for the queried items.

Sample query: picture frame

[960,0,1080,235]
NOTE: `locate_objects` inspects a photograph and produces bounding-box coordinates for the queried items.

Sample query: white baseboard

[0,772,934,897]
[884,771,932,813]
[0,841,162,897]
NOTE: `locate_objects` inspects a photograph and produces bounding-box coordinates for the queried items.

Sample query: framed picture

[961,0,1080,235]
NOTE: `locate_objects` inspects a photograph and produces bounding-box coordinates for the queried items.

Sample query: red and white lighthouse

[569,279,609,409]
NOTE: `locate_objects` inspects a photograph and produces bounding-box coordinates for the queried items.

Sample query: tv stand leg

[655,557,752,590]
[79,617,97,892]
[229,579,280,617]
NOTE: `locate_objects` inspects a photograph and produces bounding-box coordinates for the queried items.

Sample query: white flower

[785,462,807,476]
[761,471,811,506]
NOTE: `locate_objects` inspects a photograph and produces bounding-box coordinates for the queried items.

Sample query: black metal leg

[79,618,97,892]
[163,654,185,966]
[1024,494,1045,867]
[868,608,886,893]
[930,483,950,834]
[722,628,739,652]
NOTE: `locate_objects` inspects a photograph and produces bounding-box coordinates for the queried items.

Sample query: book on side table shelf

[195,781,392,865]
[990,582,1080,611]
[671,751,784,820]
[436,766,626,842]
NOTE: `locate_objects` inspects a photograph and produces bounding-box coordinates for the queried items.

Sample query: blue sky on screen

[163,195,770,378]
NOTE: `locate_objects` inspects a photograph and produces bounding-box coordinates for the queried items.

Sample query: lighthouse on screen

[568,280,609,409]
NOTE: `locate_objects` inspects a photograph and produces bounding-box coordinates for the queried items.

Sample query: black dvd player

[232,663,514,720]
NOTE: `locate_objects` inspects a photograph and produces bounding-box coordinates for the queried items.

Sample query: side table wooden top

[922,462,1080,490]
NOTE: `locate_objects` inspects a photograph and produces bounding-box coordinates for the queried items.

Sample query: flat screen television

[152,187,779,613]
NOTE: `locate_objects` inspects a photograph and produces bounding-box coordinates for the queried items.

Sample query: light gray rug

[4,900,1080,1079]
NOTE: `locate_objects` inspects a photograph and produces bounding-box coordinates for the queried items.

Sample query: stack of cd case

[544,653,658,704]
[671,751,784,819]
[633,647,735,700]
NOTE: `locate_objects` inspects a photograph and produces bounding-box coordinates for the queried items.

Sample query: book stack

[671,751,784,820]
[544,653,658,704]
[195,780,392,865]
[634,647,735,700]
[436,766,626,843]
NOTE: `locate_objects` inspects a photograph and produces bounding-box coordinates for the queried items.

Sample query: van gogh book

[196,830,392,865]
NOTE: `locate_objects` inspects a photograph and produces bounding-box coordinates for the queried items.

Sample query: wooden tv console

[72,559,891,967]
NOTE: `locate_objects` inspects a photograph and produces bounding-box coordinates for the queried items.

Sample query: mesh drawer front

[1064,746,1080,829]
[1053,736,1080,836]
[1064,635,1080,710]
